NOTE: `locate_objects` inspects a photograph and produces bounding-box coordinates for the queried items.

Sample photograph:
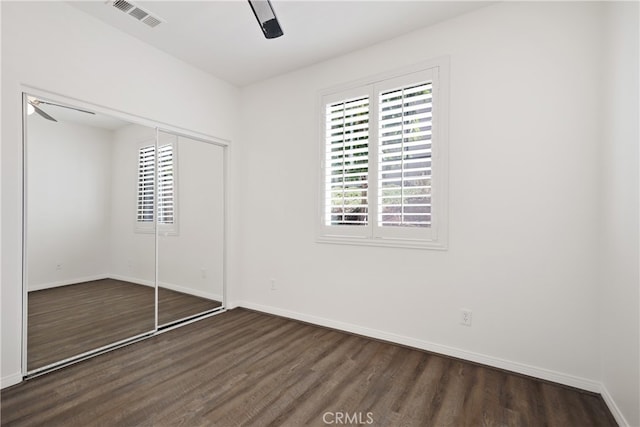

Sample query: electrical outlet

[56,263,62,271]
[270,279,276,291]
[201,268,207,279]
[460,309,472,327]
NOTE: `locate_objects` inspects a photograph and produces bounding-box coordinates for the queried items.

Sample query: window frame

[317,58,449,250]
[134,137,179,235]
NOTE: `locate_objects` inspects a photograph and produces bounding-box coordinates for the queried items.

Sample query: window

[135,141,177,234]
[325,96,370,229]
[319,62,448,249]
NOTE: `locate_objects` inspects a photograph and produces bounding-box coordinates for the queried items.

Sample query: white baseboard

[31,274,222,302]
[109,274,155,287]
[236,301,602,394]
[226,300,241,310]
[110,274,222,301]
[28,274,109,292]
[1,371,22,389]
[600,383,631,427]
[33,274,155,289]
[159,281,222,302]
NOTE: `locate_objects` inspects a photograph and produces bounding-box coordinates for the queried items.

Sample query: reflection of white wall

[109,124,156,285]
[26,116,113,290]
[27,118,225,298]
[158,136,225,301]
[108,126,224,301]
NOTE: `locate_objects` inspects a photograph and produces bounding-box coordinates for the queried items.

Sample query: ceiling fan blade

[37,101,96,115]
[248,0,283,39]
[30,102,57,122]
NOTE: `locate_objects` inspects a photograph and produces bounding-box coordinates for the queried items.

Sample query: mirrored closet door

[23,93,226,374]
[157,131,225,327]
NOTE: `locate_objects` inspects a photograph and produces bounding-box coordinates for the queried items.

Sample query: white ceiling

[68,1,493,87]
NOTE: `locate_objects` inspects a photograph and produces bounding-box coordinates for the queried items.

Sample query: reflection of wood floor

[5,309,616,426]
[28,279,221,370]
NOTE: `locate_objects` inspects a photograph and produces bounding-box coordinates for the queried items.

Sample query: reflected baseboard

[108,274,155,288]
[28,274,110,292]
[158,281,222,303]
[109,274,223,302]
[28,273,222,302]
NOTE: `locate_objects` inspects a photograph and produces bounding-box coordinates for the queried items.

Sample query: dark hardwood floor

[158,286,221,326]
[28,279,221,370]
[4,308,616,426]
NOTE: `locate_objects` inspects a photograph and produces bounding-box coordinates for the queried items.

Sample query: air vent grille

[109,0,165,28]
[113,0,134,13]
[129,7,149,21]
[142,15,162,28]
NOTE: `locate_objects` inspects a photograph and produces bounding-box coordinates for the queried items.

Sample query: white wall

[600,2,640,426]
[238,1,605,390]
[1,1,239,387]
[26,117,113,290]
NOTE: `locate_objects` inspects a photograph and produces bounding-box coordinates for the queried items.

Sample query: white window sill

[316,235,448,250]
[134,225,179,236]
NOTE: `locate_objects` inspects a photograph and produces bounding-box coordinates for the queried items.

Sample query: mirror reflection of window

[135,140,178,234]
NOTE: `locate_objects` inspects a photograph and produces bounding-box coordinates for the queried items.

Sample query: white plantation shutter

[137,145,156,223]
[378,81,432,228]
[325,96,370,227]
[136,142,176,232]
[319,62,448,249]
[157,144,174,225]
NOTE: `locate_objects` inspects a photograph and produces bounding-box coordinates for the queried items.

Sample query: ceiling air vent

[112,0,134,13]
[108,0,165,28]
[141,15,162,28]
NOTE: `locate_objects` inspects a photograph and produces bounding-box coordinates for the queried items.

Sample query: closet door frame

[21,86,229,378]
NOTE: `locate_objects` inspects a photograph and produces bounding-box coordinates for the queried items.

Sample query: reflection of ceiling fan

[27,98,96,122]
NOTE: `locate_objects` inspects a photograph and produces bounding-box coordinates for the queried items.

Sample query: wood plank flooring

[3,308,617,426]
[28,279,221,370]
[158,286,221,326]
